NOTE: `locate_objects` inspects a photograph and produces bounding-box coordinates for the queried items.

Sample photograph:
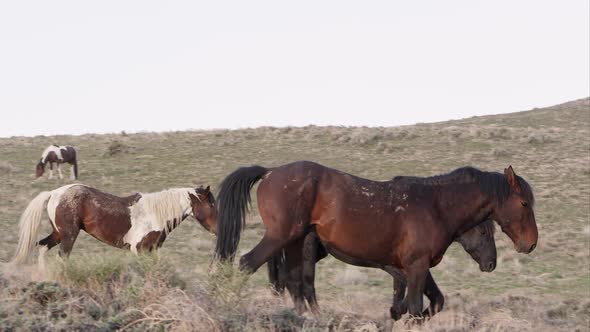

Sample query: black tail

[70,147,78,179]
[215,165,268,261]
[267,250,288,295]
[73,161,78,180]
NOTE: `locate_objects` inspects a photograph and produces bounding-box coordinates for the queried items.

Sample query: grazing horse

[214,161,537,319]
[11,184,217,265]
[36,145,78,180]
[268,219,496,319]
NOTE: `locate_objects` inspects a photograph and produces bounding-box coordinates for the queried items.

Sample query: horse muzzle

[516,240,536,254]
[479,260,496,272]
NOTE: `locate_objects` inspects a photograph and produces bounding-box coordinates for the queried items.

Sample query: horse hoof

[390,306,402,321]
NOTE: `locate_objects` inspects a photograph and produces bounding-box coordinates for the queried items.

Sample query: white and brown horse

[11,184,217,265]
[36,145,78,180]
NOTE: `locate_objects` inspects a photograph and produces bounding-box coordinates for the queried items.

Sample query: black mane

[195,186,215,204]
[393,166,535,207]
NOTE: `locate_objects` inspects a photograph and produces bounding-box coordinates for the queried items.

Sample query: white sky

[0,1,588,137]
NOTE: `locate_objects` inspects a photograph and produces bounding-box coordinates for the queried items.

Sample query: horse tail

[267,250,287,295]
[215,165,268,261]
[73,151,79,180]
[11,191,53,264]
[73,161,78,180]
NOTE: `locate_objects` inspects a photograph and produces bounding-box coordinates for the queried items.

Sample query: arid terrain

[1,98,589,331]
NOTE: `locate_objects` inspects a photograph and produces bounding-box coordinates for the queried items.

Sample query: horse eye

[521,201,528,207]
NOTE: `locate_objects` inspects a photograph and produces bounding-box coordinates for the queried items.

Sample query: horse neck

[137,188,194,234]
[165,214,191,233]
[435,182,495,235]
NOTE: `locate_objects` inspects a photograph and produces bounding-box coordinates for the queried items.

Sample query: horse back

[60,146,76,163]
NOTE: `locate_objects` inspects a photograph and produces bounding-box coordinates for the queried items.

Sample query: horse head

[492,166,538,254]
[189,185,217,234]
[35,159,45,178]
[456,219,497,272]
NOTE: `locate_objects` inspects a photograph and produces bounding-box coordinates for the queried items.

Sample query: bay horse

[268,219,496,319]
[36,145,78,180]
[215,161,537,319]
[269,175,498,319]
[11,184,217,266]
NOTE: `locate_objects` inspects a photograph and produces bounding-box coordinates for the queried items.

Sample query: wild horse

[268,175,498,319]
[12,184,217,265]
[36,145,79,180]
[268,219,496,319]
[215,161,537,318]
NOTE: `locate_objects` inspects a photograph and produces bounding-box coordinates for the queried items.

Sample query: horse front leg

[390,276,407,320]
[404,257,429,323]
[422,271,445,318]
[48,163,54,179]
[57,162,64,179]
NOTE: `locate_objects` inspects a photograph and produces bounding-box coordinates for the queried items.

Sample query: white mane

[124,188,197,253]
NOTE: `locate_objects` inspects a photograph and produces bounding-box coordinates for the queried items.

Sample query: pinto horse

[36,145,78,180]
[268,219,496,319]
[215,161,537,318]
[12,184,217,266]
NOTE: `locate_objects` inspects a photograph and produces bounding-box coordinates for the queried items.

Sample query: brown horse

[36,145,79,180]
[269,174,498,318]
[268,219,496,319]
[11,184,217,266]
[215,161,537,318]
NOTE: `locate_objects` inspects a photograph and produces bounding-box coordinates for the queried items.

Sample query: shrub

[105,140,129,157]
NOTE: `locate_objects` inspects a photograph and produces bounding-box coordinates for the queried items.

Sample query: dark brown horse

[12,184,216,266]
[268,219,496,319]
[215,161,537,318]
[36,145,79,180]
[269,175,498,319]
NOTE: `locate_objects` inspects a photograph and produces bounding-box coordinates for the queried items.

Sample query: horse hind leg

[302,231,326,315]
[240,184,313,273]
[283,238,306,314]
[239,233,293,273]
[54,210,81,259]
[37,231,61,269]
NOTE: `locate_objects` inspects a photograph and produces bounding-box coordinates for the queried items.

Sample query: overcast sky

[0,1,588,137]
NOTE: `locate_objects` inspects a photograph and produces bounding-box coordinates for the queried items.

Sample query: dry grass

[0,97,589,331]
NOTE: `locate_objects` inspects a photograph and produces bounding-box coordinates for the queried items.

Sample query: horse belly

[81,199,132,249]
[313,215,397,266]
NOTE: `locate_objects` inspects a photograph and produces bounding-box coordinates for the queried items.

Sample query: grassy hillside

[1,98,589,331]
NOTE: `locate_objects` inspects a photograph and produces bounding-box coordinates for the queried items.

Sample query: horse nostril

[529,243,537,253]
[488,262,496,271]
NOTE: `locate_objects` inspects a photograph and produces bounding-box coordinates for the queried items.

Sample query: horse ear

[205,185,210,193]
[504,165,520,190]
[189,192,201,203]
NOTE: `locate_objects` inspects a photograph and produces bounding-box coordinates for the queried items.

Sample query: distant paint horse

[36,145,79,180]
[11,184,217,265]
